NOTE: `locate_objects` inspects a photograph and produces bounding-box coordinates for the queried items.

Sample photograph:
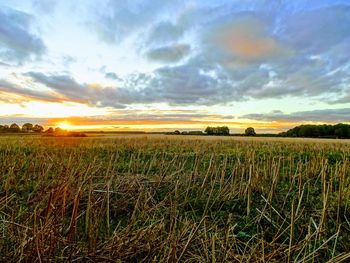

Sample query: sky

[0,0,350,132]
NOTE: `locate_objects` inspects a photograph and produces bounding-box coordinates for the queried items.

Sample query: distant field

[73,132,350,143]
[1,135,350,262]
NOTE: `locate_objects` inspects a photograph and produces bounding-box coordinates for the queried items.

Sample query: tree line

[171,123,350,139]
[3,122,349,138]
[0,123,88,137]
[279,123,350,138]
[170,126,257,136]
[0,123,47,133]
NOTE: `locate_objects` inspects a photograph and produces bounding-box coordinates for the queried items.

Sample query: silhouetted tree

[245,127,256,136]
[0,125,9,133]
[279,123,350,139]
[219,126,230,135]
[33,124,44,133]
[46,127,54,133]
[174,130,180,135]
[188,131,204,135]
[205,127,213,135]
[22,123,33,132]
[9,123,20,132]
[205,126,230,136]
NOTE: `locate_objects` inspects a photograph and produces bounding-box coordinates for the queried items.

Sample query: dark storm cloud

[0,6,46,63]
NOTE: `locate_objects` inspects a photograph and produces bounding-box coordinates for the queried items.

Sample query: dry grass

[1,134,350,262]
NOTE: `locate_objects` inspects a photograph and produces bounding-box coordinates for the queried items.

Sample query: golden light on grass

[1,135,349,262]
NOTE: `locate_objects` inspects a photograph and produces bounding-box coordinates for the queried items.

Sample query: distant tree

[334,123,349,138]
[219,126,230,135]
[9,123,20,132]
[46,127,54,133]
[205,126,229,136]
[55,127,63,133]
[245,127,256,136]
[188,131,204,135]
[205,127,213,135]
[33,124,44,133]
[0,125,8,133]
[279,123,350,139]
[174,130,180,135]
[22,123,33,132]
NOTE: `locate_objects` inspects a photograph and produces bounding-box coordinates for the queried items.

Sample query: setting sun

[56,121,73,130]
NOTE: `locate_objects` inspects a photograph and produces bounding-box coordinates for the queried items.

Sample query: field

[1,134,350,262]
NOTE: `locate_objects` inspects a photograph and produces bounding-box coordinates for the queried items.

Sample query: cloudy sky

[0,0,350,132]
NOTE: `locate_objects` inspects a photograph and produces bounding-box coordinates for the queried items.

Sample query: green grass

[0,135,350,262]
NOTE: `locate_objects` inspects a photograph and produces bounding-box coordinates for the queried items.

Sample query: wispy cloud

[243,108,350,123]
[146,44,191,63]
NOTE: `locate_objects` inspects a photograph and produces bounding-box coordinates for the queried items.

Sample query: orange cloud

[43,116,296,133]
[215,17,288,61]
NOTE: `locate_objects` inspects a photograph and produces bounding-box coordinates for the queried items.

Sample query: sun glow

[0,98,108,118]
[56,121,74,130]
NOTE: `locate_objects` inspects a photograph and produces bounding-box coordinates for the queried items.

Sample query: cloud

[0,6,46,63]
[0,61,11,67]
[332,91,350,104]
[25,71,127,108]
[105,72,122,81]
[47,112,219,126]
[0,79,58,102]
[243,108,350,123]
[282,5,350,53]
[146,21,185,45]
[146,44,191,62]
[2,1,350,111]
[25,72,87,102]
[120,62,238,105]
[91,0,179,43]
[24,66,233,107]
[0,108,235,128]
[84,1,350,106]
[32,0,57,14]
[199,6,350,102]
[212,15,288,62]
